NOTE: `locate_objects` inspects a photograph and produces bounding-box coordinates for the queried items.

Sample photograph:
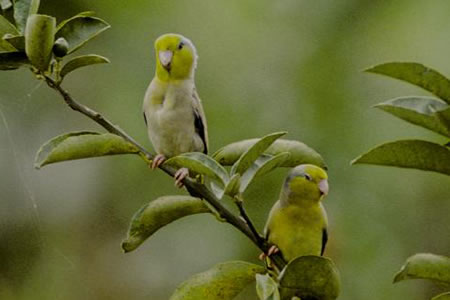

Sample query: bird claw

[268,245,280,256]
[259,245,280,261]
[150,154,166,169]
[174,168,189,188]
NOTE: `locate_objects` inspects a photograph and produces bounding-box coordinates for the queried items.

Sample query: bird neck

[155,60,195,82]
[280,189,321,208]
[149,77,194,107]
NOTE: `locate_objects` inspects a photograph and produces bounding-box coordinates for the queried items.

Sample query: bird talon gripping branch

[174,168,189,188]
[258,245,280,261]
[150,154,166,169]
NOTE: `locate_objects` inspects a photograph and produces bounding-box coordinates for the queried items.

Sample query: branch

[43,75,287,270]
[235,195,264,244]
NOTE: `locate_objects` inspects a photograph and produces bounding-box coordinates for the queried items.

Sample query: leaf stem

[235,194,264,244]
[42,75,286,270]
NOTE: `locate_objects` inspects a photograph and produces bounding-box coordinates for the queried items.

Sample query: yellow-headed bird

[263,164,329,262]
[143,34,208,187]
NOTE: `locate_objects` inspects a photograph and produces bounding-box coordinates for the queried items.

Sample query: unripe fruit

[53,37,69,57]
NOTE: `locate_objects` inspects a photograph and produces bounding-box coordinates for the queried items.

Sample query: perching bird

[262,164,329,262]
[143,33,208,187]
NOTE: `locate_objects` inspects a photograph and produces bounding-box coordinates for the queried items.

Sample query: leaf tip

[392,271,403,284]
[34,150,45,169]
[275,131,288,137]
[350,156,361,165]
[372,103,384,109]
[121,239,135,253]
[364,62,396,74]
[121,244,130,253]
[392,262,408,283]
[363,65,377,73]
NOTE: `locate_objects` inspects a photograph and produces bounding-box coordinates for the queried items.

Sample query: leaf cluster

[1,5,342,299]
[394,253,450,300]
[352,62,450,176]
[1,1,109,82]
[34,129,338,299]
[353,62,450,300]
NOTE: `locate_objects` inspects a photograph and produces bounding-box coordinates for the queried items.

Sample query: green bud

[53,37,69,57]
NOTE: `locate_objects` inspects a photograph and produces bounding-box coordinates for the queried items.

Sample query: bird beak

[318,179,329,196]
[159,50,173,71]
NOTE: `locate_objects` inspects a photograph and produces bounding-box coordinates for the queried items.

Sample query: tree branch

[235,195,264,244]
[43,75,286,270]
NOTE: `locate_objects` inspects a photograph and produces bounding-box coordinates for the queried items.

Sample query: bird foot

[150,154,166,169]
[259,245,280,260]
[174,168,189,188]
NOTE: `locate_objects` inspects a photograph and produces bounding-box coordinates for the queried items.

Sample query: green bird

[263,164,329,262]
[143,33,208,187]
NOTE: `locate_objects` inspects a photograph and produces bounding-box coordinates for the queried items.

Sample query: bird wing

[143,111,148,125]
[320,203,328,256]
[321,228,328,256]
[192,87,208,154]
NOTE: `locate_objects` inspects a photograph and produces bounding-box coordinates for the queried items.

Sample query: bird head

[154,33,197,81]
[283,164,329,202]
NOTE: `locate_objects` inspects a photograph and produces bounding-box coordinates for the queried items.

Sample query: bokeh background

[1,1,449,299]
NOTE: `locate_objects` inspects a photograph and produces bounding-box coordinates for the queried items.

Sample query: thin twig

[235,195,264,244]
[42,75,287,270]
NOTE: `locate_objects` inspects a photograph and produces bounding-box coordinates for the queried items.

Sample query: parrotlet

[143,33,208,187]
[263,164,329,262]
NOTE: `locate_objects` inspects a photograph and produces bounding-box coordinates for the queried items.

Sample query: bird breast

[145,81,197,157]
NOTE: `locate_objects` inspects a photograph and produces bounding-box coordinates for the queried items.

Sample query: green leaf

[1,0,13,11]
[209,181,225,200]
[432,292,450,300]
[34,131,140,169]
[55,15,110,54]
[0,37,15,51]
[366,62,450,104]
[165,152,229,186]
[0,15,19,51]
[240,152,290,193]
[55,11,96,31]
[351,139,450,176]
[0,51,29,70]
[230,132,286,176]
[278,255,341,300]
[24,14,55,72]
[223,173,241,198]
[437,107,450,131]
[3,34,24,51]
[0,14,19,36]
[256,274,280,300]
[214,138,327,169]
[169,261,265,300]
[13,0,40,33]
[393,253,450,285]
[60,54,109,78]
[122,196,211,252]
[375,96,450,137]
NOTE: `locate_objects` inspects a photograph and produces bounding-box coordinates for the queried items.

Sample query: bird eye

[304,173,312,181]
[178,42,184,50]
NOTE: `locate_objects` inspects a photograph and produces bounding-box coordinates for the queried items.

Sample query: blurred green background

[1,1,449,299]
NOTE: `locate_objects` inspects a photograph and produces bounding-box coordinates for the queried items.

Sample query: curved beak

[159,50,173,71]
[318,179,329,196]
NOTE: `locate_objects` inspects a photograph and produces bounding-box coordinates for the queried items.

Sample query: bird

[262,164,329,263]
[143,33,208,188]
